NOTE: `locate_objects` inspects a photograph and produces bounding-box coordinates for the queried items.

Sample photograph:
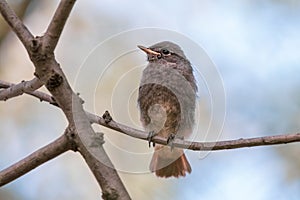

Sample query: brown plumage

[138,41,197,178]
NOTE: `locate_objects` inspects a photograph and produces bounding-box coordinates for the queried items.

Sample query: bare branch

[70,97,131,199]
[74,131,131,200]
[0,1,133,198]
[0,133,72,186]
[0,0,34,49]
[0,87,131,197]
[3,79,299,151]
[1,2,131,197]
[0,78,43,101]
[87,111,300,151]
[42,0,76,53]
[0,0,32,45]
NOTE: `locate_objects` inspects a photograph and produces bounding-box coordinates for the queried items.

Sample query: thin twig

[0,0,34,49]
[0,134,72,186]
[87,111,300,151]
[0,0,32,44]
[2,79,300,151]
[0,78,43,101]
[42,0,76,53]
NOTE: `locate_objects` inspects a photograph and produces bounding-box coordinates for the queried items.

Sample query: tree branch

[0,133,72,186]
[0,78,43,101]
[87,111,300,151]
[0,0,34,50]
[2,79,300,151]
[74,131,131,200]
[42,0,76,53]
[1,1,131,198]
[70,97,131,199]
[0,79,131,197]
[0,0,32,45]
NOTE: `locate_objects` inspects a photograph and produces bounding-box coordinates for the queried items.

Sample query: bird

[137,41,197,178]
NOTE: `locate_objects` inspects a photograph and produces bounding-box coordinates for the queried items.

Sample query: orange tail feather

[150,148,191,178]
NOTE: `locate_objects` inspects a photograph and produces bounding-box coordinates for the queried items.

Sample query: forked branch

[0,1,131,199]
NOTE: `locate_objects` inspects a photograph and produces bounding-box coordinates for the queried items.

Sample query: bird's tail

[150,145,191,178]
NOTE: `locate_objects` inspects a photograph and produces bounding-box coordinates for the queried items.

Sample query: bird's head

[138,41,187,63]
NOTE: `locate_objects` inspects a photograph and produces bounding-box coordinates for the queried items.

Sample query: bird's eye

[161,49,170,55]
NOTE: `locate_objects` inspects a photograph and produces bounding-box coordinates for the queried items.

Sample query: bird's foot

[167,133,176,151]
[167,134,184,151]
[147,131,157,148]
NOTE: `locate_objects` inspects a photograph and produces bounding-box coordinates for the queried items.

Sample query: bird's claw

[147,131,157,148]
[167,133,176,151]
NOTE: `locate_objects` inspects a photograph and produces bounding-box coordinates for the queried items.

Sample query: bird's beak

[138,45,161,56]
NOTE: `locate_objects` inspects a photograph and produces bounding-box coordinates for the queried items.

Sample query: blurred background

[1,0,300,199]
